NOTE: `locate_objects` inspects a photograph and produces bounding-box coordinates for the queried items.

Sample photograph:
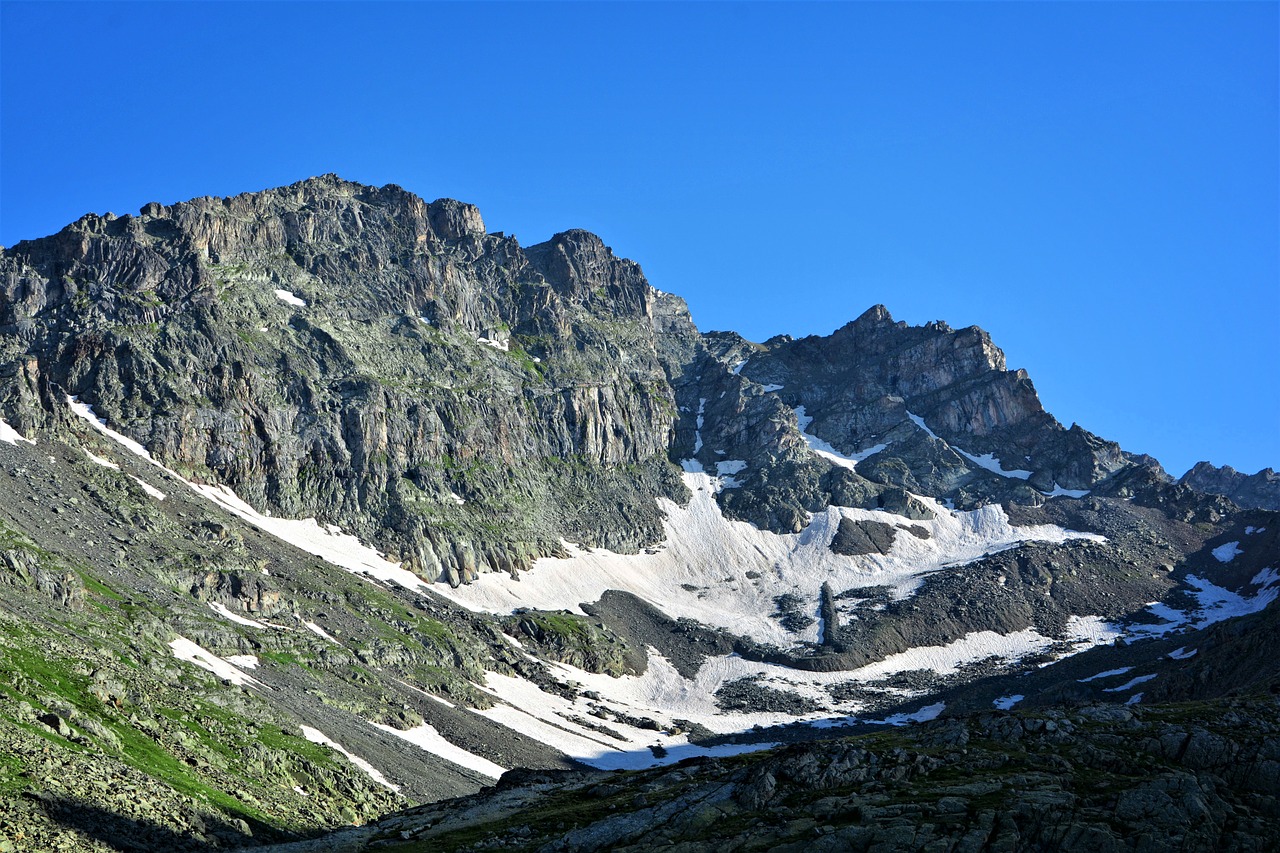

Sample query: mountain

[0,176,1276,851]
[1179,461,1280,511]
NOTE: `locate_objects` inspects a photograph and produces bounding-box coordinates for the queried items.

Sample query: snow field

[436,471,1105,648]
[1127,567,1280,636]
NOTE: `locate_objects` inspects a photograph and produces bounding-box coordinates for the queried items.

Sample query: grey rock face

[0,175,688,584]
[1180,461,1280,511]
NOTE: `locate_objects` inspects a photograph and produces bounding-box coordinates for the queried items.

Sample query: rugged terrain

[0,176,1276,851]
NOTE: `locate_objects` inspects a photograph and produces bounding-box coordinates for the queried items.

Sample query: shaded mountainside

[1180,461,1280,512]
[258,694,1280,853]
[0,176,1277,852]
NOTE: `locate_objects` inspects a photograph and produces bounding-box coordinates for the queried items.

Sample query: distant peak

[856,304,894,325]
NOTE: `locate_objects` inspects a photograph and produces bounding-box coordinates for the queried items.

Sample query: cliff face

[0,176,690,584]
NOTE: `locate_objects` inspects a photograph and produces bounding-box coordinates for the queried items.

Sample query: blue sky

[2,2,1276,477]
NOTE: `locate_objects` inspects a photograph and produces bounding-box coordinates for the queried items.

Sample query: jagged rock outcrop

[702,305,1166,512]
[1180,461,1280,511]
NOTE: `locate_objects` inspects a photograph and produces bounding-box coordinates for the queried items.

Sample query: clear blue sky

[2,2,1276,477]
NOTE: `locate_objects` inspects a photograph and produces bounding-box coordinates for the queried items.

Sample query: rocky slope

[0,176,1277,852]
[273,693,1280,853]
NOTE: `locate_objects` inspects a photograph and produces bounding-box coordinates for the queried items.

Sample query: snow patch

[760,384,784,392]
[1167,647,1198,660]
[1103,674,1157,693]
[795,405,889,469]
[224,655,259,670]
[1078,667,1133,683]
[0,418,34,446]
[168,637,266,689]
[84,450,119,469]
[993,695,1024,710]
[692,398,706,455]
[300,726,399,793]
[477,336,509,351]
[877,702,946,726]
[208,602,275,629]
[954,448,1033,480]
[369,721,506,779]
[908,411,1031,479]
[1212,541,1242,563]
[731,359,748,375]
[1042,484,1090,499]
[301,619,342,645]
[1126,693,1145,705]
[131,476,167,500]
[274,289,306,307]
[1127,568,1280,637]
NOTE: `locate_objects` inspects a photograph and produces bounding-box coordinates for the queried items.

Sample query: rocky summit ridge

[0,176,1276,852]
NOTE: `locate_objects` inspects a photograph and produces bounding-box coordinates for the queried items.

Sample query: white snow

[1126,693,1144,705]
[0,418,35,446]
[1127,567,1280,637]
[84,450,119,469]
[274,289,307,307]
[168,637,266,688]
[993,695,1025,710]
[448,491,466,506]
[299,725,400,793]
[470,665,781,770]
[877,702,946,726]
[433,471,1104,647]
[1103,674,1157,693]
[907,411,942,441]
[731,359,748,375]
[369,721,506,779]
[68,397,158,462]
[1212,541,1242,563]
[208,601,273,629]
[1245,526,1266,535]
[715,459,748,489]
[224,655,260,670]
[908,411,1032,479]
[1041,484,1091,499]
[189,485,431,593]
[476,336,509,351]
[954,448,1033,480]
[692,398,706,455]
[470,613,1117,756]
[760,384,784,392]
[794,406,889,469]
[68,395,432,595]
[1167,647,1198,660]
[301,618,342,645]
[131,476,167,499]
[1078,667,1133,683]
